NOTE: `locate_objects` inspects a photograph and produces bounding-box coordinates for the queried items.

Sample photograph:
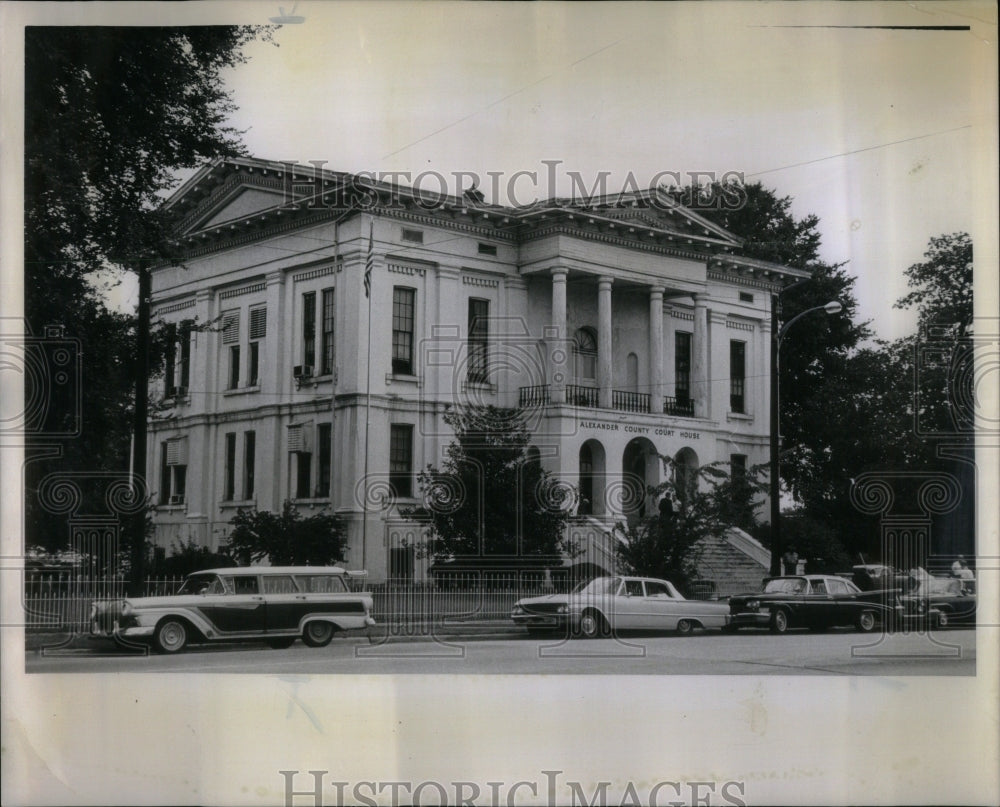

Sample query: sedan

[512,575,730,638]
[727,575,897,633]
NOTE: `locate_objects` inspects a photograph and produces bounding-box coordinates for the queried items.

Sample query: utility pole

[769,293,781,577]
[129,263,150,595]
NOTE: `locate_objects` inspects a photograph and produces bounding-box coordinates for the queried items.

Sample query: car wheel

[302,621,335,648]
[153,619,188,654]
[769,610,789,634]
[578,611,608,639]
[856,610,877,633]
[267,637,296,649]
[676,619,695,636]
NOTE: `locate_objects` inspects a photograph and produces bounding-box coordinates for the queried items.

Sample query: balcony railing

[566,384,600,408]
[612,390,650,413]
[663,396,695,417]
[518,384,550,407]
[518,385,697,418]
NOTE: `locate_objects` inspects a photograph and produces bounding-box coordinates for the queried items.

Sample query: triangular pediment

[185,185,289,233]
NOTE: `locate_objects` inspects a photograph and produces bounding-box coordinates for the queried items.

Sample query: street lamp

[769,299,843,576]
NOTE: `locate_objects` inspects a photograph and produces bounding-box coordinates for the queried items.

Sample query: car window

[828,579,849,595]
[294,574,348,593]
[810,580,828,595]
[624,580,644,597]
[178,574,217,595]
[225,575,260,595]
[262,575,298,594]
[644,581,672,598]
[763,578,806,595]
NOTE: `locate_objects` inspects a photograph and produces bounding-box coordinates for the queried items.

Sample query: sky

[189,0,994,344]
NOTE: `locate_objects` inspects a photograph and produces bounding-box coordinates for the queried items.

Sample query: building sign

[577,420,701,440]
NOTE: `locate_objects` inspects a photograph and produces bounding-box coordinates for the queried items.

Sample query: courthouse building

[147,158,806,583]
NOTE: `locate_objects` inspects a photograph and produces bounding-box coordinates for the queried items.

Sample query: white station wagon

[91,566,376,653]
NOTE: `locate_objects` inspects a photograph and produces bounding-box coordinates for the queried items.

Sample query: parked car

[727,575,898,633]
[91,566,376,653]
[511,575,730,638]
[898,570,976,628]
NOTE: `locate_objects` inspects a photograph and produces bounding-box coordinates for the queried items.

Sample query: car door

[805,578,836,626]
[611,579,647,630]
[261,574,303,633]
[642,580,680,630]
[827,578,861,626]
[196,574,267,635]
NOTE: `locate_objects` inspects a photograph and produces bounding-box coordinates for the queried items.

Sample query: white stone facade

[148,158,807,581]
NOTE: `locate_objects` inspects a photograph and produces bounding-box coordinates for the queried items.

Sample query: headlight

[121,600,132,617]
[512,605,524,615]
[556,605,568,614]
[746,599,759,612]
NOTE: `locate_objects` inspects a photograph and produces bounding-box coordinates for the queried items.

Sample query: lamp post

[769,299,843,576]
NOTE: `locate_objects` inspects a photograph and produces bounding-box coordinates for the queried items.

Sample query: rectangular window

[221,310,240,344]
[178,324,191,388]
[173,466,187,501]
[467,298,489,383]
[389,424,414,498]
[317,423,332,497]
[159,442,170,502]
[321,288,335,375]
[401,227,424,244]
[302,291,316,369]
[392,287,416,375]
[730,340,746,413]
[295,452,312,499]
[248,341,260,387]
[244,431,256,500]
[477,243,497,256]
[224,432,236,500]
[675,332,691,403]
[739,292,754,303]
[164,323,177,393]
[228,345,241,389]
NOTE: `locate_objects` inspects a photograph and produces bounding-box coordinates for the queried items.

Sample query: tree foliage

[409,407,575,560]
[895,232,973,337]
[23,27,271,550]
[615,457,767,593]
[225,502,348,566]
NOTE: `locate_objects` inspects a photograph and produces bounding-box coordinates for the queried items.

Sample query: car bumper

[729,612,772,628]
[511,614,568,629]
[90,622,156,639]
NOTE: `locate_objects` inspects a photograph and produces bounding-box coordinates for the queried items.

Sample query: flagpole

[361,216,374,570]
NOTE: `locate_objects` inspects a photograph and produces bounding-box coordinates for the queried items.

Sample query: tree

[225,502,348,566]
[409,406,575,561]
[147,539,237,579]
[895,233,973,338]
[615,457,767,593]
[23,27,272,553]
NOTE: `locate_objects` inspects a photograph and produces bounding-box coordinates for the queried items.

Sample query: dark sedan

[728,575,897,634]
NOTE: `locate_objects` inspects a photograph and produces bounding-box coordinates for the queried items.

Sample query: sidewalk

[25,620,526,652]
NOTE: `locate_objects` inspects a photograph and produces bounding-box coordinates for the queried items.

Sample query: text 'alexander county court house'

[147,158,807,582]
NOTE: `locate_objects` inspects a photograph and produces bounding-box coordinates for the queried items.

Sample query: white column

[598,276,613,409]
[263,270,283,400]
[549,268,568,404]
[693,292,709,418]
[649,286,665,413]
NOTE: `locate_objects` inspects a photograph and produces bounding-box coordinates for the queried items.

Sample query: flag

[364,219,374,298]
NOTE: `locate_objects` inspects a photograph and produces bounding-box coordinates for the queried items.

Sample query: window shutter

[166,437,188,465]
[249,306,267,340]
[222,311,240,344]
[287,424,312,454]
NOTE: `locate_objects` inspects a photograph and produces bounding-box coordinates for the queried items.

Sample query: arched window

[574,328,597,381]
[626,352,639,392]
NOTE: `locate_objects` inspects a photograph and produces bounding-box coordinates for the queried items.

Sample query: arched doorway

[674,447,699,507]
[622,437,660,524]
[578,439,607,516]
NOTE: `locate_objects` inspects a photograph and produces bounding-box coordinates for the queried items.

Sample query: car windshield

[763,578,807,595]
[571,577,621,596]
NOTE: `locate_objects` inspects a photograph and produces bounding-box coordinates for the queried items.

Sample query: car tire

[578,611,609,639]
[153,618,188,654]
[267,637,296,649]
[856,610,877,633]
[676,619,695,636]
[769,610,789,634]
[302,621,335,648]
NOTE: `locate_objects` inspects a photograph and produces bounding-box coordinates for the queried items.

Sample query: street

[25,627,975,675]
